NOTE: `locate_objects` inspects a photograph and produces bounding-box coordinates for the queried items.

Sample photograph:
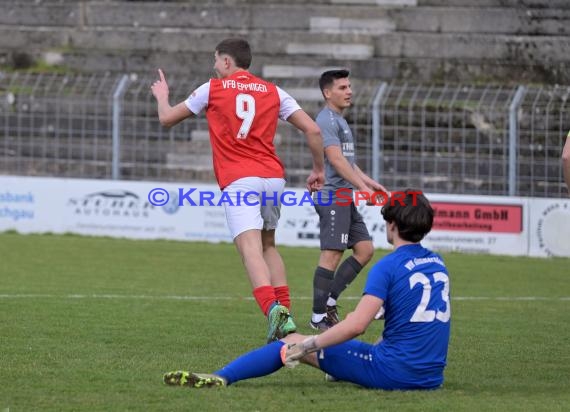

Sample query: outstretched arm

[354,164,389,194]
[151,69,193,128]
[326,146,375,197]
[286,110,325,192]
[563,134,570,197]
[283,294,383,367]
[312,294,382,348]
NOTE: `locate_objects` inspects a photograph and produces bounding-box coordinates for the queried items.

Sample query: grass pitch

[1,232,569,411]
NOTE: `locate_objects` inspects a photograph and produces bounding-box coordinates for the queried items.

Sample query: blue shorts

[317,340,443,390]
[317,339,443,390]
[317,340,397,389]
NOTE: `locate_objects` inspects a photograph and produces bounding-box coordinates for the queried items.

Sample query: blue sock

[214,341,285,385]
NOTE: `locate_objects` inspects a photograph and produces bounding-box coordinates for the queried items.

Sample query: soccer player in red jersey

[151,38,325,342]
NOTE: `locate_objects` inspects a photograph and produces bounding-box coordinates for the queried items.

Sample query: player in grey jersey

[310,69,388,330]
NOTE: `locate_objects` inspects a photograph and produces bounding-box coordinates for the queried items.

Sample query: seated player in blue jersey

[163,189,451,390]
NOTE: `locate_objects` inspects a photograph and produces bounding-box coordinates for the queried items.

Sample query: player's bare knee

[261,230,276,251]
[319,250,343,270]
[353,241,374,265]
[262,242,275,253]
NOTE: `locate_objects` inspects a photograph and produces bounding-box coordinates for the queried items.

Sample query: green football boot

[163,371,226,388]
[267,304,297,343]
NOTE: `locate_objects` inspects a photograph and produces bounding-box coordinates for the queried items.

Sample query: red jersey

[186,71,300,189]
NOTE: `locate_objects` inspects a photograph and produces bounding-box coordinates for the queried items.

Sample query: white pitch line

[0,294,569,301]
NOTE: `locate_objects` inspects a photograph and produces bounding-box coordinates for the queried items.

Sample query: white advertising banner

[1,175,568,258]
[528,198,570,257]
[276,190,531,256]
[0,176,63,233]
[61,180,232,243]
[0,176,233,243]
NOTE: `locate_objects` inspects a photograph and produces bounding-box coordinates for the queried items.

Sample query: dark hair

[319,69,350,93]
[215,38,252,69]
[381,189,434,243]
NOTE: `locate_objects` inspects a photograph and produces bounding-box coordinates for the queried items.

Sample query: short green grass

[1,233,569,411]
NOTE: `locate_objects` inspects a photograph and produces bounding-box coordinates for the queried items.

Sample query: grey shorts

[315,201,372,251]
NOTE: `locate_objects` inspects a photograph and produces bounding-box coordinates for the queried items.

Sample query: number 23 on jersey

[409,272,451,323]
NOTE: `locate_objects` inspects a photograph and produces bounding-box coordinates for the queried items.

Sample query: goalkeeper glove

[280,336,319,368]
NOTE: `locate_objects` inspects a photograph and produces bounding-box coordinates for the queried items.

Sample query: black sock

[330,256,363,300]
[312,266,335,314]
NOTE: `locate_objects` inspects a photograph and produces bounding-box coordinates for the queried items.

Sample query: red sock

[252,286,277,316]
[274,285,291,310]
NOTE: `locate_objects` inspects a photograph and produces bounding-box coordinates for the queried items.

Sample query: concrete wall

[1,0,569,83]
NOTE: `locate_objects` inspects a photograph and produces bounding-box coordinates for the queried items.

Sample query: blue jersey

[364,244,451,389]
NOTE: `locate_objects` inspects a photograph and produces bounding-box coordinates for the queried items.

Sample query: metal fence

[1,72,568,198]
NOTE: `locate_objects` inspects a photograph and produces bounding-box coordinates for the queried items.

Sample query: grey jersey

[315,107,355,197]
